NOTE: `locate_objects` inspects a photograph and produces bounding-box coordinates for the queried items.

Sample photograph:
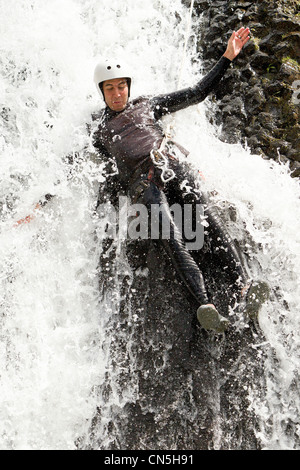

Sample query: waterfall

[0,0,299,450]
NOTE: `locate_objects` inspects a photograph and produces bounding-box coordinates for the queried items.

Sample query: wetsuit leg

[201,192,248,287]
[141,181,209,306]
[165,159,248,288]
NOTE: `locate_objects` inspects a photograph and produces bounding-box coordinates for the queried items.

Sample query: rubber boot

[243,280,270,320]
[197,304,230,333]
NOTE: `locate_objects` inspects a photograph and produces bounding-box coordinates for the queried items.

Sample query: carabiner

[150,149,175,183]
[160,168,176,183]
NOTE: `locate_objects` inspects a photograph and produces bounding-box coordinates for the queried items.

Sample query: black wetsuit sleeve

[151,56,231,119]
[92,132,125,207]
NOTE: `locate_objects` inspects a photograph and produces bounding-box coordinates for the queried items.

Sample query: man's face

[102,77,129,112]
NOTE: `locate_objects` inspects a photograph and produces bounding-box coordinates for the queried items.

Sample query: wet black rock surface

[192,0,300,176]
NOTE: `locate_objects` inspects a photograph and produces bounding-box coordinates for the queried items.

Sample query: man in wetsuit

[92,27,269,333]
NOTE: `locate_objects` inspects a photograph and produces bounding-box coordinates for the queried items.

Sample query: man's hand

[13,194,54,227]
[14,203,41,227]
[223,27,250,61]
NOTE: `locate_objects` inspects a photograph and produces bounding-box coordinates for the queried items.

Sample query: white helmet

[93,59,132,99]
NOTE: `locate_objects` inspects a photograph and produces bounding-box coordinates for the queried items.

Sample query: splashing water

[0,0,299,450]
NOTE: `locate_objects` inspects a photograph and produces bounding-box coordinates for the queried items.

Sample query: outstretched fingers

[224,26,251,60]
[235,27,250,44]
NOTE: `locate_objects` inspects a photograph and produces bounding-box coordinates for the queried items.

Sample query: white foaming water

[0,0,299,450]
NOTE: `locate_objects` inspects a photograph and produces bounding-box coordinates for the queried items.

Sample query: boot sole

[244,281,270,320]
[197,305,230,333]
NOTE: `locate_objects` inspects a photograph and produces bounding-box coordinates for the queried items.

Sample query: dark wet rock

[84,231,266,450]
[194,0,300,177]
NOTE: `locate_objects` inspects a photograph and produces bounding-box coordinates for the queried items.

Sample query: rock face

[191,0,300,176]
[84,235,267,450]
[83,197,269,450]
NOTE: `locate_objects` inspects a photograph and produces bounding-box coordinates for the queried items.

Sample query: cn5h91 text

[148,454,193,465]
